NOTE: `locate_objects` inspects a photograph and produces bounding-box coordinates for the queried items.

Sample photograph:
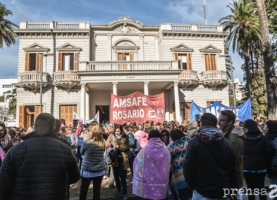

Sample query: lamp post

[40,52,48,114]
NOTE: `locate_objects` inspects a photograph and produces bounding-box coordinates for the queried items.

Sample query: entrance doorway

[95,105,109,124]
[19,105,44,127]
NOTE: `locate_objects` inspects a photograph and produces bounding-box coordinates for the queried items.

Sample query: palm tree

[0,2,18,48]
[219,0,262,98]
[255,0,277,119]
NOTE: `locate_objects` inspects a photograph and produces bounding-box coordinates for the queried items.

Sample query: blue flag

[190,98,252,122]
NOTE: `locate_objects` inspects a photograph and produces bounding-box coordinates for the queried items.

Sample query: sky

[0,0,244,81]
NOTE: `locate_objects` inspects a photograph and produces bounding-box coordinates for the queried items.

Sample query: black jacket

[0,131,80,200]
[183,133,237,199]
[244,132,275,170]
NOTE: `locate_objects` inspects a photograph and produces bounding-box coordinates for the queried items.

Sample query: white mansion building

[14,15,229,127]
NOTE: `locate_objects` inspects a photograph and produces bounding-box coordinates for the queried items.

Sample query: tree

[0,2,18,48]
[219,0,262,98]
[256,0,277,119]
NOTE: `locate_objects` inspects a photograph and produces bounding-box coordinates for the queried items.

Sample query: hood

[198,127,223,135]
[197,127,223,145]
[231,127,247,138]
[246,131,263,140]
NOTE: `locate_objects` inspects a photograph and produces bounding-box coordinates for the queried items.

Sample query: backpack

[134,138,141,152]
[105,147,116,165]
[271,138,277,173]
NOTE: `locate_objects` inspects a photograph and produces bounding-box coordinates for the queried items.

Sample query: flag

[85,111,100,124]
[73,112,81,120]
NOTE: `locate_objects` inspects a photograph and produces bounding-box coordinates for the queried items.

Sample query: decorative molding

[170,43,193,52]
[113,23,138,35]
[108,15,143,28]
[112,46,139,50]
[23,43,50,52]
[199,45,222,53]
[19,83,49,94]
[179,80,198,89]
[56,43,82,52]
[54,82,80,93]
[203,80,227,90]
[162,32,225,39]
[17,32,89,38]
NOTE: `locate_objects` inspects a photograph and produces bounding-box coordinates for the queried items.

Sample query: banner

[110,91,165,124]
[190,98,252,122]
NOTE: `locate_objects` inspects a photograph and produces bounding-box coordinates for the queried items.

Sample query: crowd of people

[0,112,277,200]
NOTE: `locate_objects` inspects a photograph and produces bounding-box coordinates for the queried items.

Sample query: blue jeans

[192,190,228,200]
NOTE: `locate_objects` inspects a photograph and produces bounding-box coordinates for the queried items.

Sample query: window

[118,53,134,70]
[62,54,74,70]
[58,52,78,71]
[2,85,13,88]
[205,54,217,70]
[174,53,192,70]
[25,53,42,71]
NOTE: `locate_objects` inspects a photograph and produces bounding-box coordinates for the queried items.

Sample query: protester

[0,123,13,154]
[7,128,20,146]
[79,123,106,200]
[134,129,148,148]
[0,113,80,199]
[243,119,275,200]
[218,110,246,199]
[186,121,198,138]
[126,125,136,177]
[265,120,277,186]
[161,129,170,146]
[132,130,170,200]
[183,113,237,200]
[105,124,130,200]
[168,129,191,200]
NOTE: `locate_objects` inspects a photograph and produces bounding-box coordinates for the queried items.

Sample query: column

[112,82,118,95]
[139,34,144,60]
[174,81,181,123]
[86,91,90,120]
[144,81,149,95]
[107,34,112,60]
[154,35,159,60]
[80,83,86,120]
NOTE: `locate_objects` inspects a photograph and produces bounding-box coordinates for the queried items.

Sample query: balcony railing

[56,22,80,29]
[85,61,179,71]
[179,70,198,79]
[27,22,50,29]
[53,71,80,82]
[172,25,191,31]
[18,71,50,83]
[201,70,227,80]
[197,25,217,32]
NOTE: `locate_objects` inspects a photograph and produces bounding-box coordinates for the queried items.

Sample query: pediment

[23,43,50,52]
[199,45,222,53]
[56,43,82,52]
[108,15,143,29]
[170,43,193,52]
[112,39,139,50]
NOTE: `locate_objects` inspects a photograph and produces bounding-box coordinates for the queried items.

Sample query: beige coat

[106,133,130,170]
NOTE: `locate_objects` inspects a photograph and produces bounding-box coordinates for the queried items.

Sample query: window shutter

[211,54,216,70]
[174,53,178,60]
[205,54,211,71]
[130,53,134,61]
[118,53,123,61]
[172,102,176,121]
[74,52,78,70]
[185,102,191,121]
[187,53,192,70]
[19,105,26,128]
[58,52,63,71]
[36,53,43,71]
[25,53,30,71]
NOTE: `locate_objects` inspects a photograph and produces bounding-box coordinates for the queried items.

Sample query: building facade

[14,15,229,127]
[0,78,17,96]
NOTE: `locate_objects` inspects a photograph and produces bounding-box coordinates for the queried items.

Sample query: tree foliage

[0,2,18,48]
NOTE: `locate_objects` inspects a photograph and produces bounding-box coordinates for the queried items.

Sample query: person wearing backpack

[126,125,137,178]
[105,124,130,200]
[265,120,277,186]
[243,119,275,200]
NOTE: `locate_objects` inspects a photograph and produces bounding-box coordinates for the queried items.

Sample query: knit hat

[8,129,16,138]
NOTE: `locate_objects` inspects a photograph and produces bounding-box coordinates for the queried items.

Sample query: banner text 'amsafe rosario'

[110,91,165,124]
